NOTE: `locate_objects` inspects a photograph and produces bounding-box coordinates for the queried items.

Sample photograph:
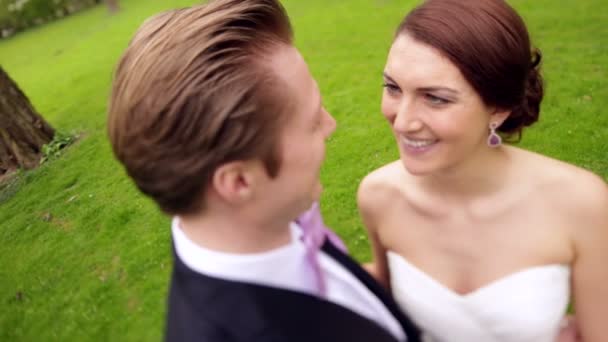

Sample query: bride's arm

[569,176,608,342]
[357,175,391,289]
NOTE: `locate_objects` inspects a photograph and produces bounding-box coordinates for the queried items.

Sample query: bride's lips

[400,135,439,154]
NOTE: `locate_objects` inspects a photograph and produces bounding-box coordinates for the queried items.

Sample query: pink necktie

[295,202,348,297]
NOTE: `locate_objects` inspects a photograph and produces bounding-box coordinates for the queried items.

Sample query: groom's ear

[211,161,257,205]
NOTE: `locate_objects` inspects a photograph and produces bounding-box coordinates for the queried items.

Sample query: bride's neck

[421,146,512,199]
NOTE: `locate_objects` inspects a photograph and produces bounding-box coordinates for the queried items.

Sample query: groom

[107,0,421,341]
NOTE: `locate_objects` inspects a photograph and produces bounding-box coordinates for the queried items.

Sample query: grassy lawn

[1,0,606,340]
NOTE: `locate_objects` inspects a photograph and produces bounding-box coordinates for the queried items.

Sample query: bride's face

[381,34,497,176]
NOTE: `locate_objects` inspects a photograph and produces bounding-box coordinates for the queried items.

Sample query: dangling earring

[487,122,502,147]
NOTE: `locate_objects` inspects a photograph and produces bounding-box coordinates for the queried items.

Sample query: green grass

[1,0,607,340]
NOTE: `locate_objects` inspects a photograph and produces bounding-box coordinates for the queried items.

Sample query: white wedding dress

[387,251,571,342]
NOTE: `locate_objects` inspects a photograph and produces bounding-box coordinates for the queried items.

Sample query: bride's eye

[383,83,401,95]
[424,93,449,106]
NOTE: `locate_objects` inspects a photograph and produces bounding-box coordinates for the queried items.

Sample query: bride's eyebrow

[382,72,397,84]
[383,72,459,96]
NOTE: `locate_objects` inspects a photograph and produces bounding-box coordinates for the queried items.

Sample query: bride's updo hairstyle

[397,0,543,141]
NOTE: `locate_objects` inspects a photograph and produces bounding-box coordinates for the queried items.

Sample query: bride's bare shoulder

[357,161,409,210]
[517,148,608,223]
[359,160,407,191]
[551,166,608,228]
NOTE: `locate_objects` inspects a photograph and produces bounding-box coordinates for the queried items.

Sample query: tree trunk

[106,0,120,14]
[0,67,54,175]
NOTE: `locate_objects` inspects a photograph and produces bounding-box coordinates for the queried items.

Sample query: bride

[358,0,607,341]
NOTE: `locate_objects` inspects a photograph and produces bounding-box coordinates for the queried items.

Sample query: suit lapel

[321,240,422,342]
[170,248,403,341]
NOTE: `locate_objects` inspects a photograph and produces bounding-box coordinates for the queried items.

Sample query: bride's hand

[557,316,580,342]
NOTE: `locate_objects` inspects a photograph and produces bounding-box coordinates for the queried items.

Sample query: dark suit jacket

[165,239,421,342]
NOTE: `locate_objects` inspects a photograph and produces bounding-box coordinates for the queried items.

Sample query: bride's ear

[491,108,511,127]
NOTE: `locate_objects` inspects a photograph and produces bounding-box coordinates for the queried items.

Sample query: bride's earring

[487,122,502,147]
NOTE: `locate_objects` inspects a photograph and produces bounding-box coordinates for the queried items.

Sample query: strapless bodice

[387,251,571,342]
